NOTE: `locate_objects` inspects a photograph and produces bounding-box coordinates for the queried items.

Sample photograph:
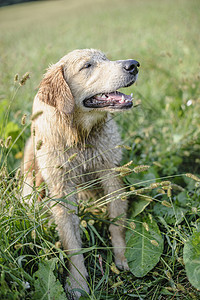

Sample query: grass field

[0,0,200,299]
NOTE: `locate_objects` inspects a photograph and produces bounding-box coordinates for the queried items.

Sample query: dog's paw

[65,275,89,299]
[115,254,129,271]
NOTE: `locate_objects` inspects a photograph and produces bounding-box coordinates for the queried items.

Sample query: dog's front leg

[50,198,89,298]
[36,150,89,299]
[100,173,129,270]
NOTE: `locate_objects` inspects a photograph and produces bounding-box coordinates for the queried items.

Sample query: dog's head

[38,49,139,114]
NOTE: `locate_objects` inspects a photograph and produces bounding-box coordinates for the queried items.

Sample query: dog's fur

[22,49,139,298]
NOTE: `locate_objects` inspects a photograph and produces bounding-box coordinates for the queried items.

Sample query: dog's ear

[38,65,74,114]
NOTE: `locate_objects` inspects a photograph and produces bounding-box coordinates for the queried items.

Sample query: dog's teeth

[119,96,125,104]
[101,95,106,99]
[131,93,133,98]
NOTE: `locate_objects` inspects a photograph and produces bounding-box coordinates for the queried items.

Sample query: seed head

[150,182,161,189]
[114,166,131,173]
[21,114,27,125]
[19,72,30,86]
[130,221,136,230]
[185,173,200,182]
[110,262,120,274]
[158,188,166,194]
[135,188,145,194]
[5,136,12,148]
[114,166,132,177]
[133,165,150,173]
[14,243,23,249]
[142,222,149,231]
[130,186,136,191]
[165,270,172,279]
[123,160,133,167]
[151,240,159,247]
[36,140,43,150]
[161,200,172,208]
[161,181,171,187]
[148,214,153,223]
[121,195,127,201]
[31,230,36,239]
[15,168,21,180]
[88,219,95,226]
[115,144,131,150]
[14,74,19,83]
[195,182,200,188]
[9,206,14,217]
[0,139,4,147]
[32,170,35,178]
[81,220,87,228]
[55,241,62,249]
[31,111,43,121]
[167,187,172,198]
[68,153,78,162]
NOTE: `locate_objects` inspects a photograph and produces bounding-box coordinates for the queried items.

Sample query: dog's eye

[84,63,92,68]
[80,62,92,71]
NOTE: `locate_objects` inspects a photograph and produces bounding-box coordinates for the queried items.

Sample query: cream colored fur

[22,49,138,299]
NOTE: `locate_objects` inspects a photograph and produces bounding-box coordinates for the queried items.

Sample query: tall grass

[0,0,200,299]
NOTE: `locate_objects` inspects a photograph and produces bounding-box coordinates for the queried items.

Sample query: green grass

[0,0,200,299]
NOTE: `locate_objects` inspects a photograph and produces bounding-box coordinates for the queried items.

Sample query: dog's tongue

[94,91,132,104]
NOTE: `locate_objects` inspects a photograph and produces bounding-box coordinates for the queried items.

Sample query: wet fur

[22,49,137,298]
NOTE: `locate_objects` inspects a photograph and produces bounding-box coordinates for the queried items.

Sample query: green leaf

[183,225,200,290]
[33,258,67,300]
[127,167,158,187]
[153,201,188,225]
[130,196,152,218]
[4,121,20,140]
[125,215,163,277]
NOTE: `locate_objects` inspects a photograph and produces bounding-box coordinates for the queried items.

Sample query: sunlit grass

[0,0,200,298]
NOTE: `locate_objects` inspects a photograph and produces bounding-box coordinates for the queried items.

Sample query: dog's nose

[123,60,140,75]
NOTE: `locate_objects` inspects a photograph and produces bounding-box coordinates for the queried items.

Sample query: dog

[22,49,139,298]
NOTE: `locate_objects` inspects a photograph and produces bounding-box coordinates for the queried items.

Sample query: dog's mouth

[83,91,133,109]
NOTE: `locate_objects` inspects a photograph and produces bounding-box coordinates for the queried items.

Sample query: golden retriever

[22,49,139,299]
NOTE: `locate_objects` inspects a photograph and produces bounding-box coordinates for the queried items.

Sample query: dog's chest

[65,124,122,183]
[66,141,120,172]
